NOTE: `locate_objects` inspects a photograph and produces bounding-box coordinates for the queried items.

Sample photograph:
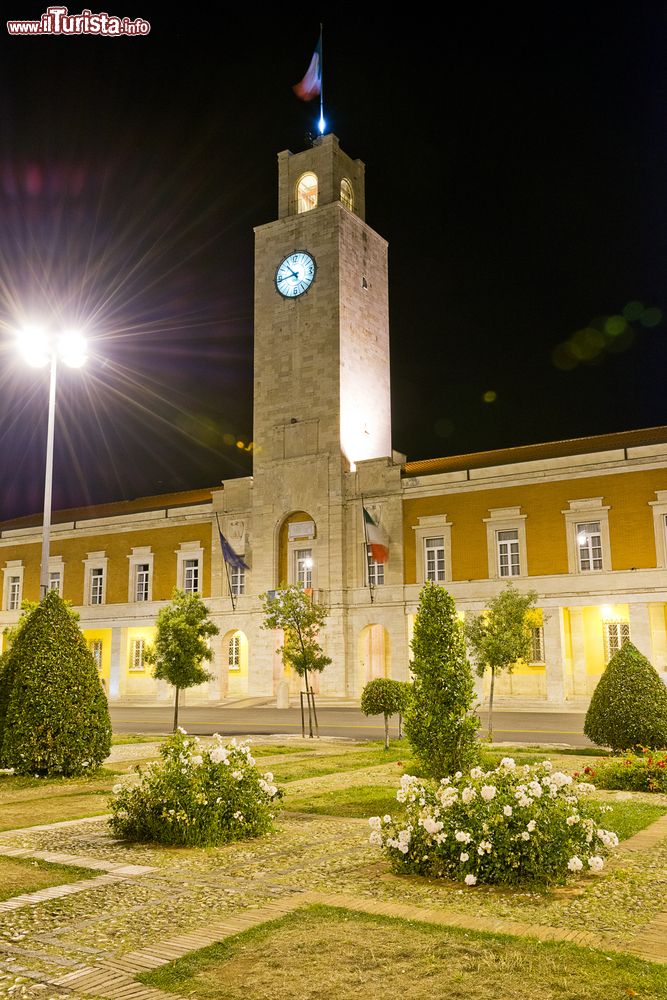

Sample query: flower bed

[577,752,667,793]
[369,758,618,887]
[109,730,282,846]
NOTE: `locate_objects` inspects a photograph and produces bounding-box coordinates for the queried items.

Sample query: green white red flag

[363,506,389,563]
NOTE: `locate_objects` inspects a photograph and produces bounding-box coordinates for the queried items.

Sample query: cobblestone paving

[1,748,666,998]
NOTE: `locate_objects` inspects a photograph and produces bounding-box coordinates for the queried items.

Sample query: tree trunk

[487,667,496,742]
[303,668,313,738]
[173,686,180,733]
[398,712,403,740]
[384,712,390,750]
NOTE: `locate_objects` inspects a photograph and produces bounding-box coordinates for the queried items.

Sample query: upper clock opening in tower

[277,133,366,221]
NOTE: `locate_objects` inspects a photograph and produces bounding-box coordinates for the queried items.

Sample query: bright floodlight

[17,326,50,368]
[304,557,314,569]
[58,331,87,368]
[576,531,588,546]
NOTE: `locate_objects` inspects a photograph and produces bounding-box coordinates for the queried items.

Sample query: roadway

[109,704,593,747]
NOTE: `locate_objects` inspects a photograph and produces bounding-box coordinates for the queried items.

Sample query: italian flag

[292,36,322,101]
[363,506,389,563]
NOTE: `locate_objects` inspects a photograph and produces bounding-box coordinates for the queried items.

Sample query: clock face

[275,251,316,298]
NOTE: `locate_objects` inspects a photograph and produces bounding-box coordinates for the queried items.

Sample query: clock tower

[252,133,391,470]
[222,133,395,696]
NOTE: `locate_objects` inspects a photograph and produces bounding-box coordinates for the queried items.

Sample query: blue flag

[219,531,249,570]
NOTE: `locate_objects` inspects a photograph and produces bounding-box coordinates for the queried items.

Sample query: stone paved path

[1,755,666,998]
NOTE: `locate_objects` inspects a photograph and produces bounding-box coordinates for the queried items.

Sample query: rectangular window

[228,634,240,670]
[424,536,445,582]
[49,571,62,595]
[7,576,21,611]
[367,556,385,586]
[577,522,603,571]
[296,549,312,589]
[90,567,104,605]
[89,639,103,670]
[129,638,145,672]
[604,621,630,660]
[183,558,200,595]
[230,566,245,596]
[530,626,545,663]
[135,563,150,602]
[497,529,520,577]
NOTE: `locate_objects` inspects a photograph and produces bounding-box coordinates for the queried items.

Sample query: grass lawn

[140,904,667,1000]
[111,733,167,745]
[0,855,99,901]
[269,746,415,783]
[0,771,118,831]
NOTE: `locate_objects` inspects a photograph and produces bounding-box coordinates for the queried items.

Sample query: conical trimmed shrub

[0,591,111,775]
[404,582,479,776]
[584,641,667,751]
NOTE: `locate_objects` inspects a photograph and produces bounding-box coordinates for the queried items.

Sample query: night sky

[0,6,665,521]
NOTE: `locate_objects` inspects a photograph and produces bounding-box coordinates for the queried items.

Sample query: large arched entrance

[358,624,390,691]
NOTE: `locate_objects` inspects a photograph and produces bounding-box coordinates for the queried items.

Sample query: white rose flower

[455,831,472,844]
[521,831,530,841]
[499,757,516,769]
[369,831,382,847]
[460,852,469,862]
[462,787,476,804]
[588,855,604,873]
[464,873,477,886]
[191,755,203,767]
[567,856,583,872]
[454,771,463,780]
[527,820,536,832]
[480,785,497,802]
[383,815,392,823]
[470,767,484,779]
[566,815,579,826]
[112,784,122,794]
[263,772,274,782]
[368,816,382,830]
[503,805,513,817]
[422,816,444,835]
[399,843,409,854]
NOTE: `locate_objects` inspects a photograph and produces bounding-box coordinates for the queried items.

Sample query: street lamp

[17,326,87,597]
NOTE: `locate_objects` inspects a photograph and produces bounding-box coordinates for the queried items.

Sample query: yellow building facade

[2,134,667,708]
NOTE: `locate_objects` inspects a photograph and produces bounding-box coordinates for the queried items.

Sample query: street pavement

[109,702,593,747]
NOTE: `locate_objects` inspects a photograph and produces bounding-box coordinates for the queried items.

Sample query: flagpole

[215,513,236,612]
[361,496,375,605]
[318,22,324,134]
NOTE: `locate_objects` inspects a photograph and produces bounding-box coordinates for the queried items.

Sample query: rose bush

[369,758,618,887]
[109,730,282,846]
[577,752,667,794]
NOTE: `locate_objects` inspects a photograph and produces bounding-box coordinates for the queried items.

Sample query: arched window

[228,633,241,670]
[340,177,354,212]
[297,172,318,213]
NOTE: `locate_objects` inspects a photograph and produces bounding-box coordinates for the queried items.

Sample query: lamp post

[17,327,87,597]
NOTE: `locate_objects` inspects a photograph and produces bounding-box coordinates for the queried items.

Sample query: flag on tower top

[293,34,322,101]
[363,506,389,564]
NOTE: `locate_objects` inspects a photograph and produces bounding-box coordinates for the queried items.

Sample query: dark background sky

[0,5,665,521]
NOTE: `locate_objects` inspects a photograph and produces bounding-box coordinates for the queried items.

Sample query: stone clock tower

[220,133,395,696]
[253,133,391,468]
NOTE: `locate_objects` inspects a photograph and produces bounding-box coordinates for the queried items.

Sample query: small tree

[144,589,219,732]
[0,591,111,776]
[584,641,667,751]
[261,585,331,737]
[404,583,479,777]
[361,678,412,750]
[465,584,538,742]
